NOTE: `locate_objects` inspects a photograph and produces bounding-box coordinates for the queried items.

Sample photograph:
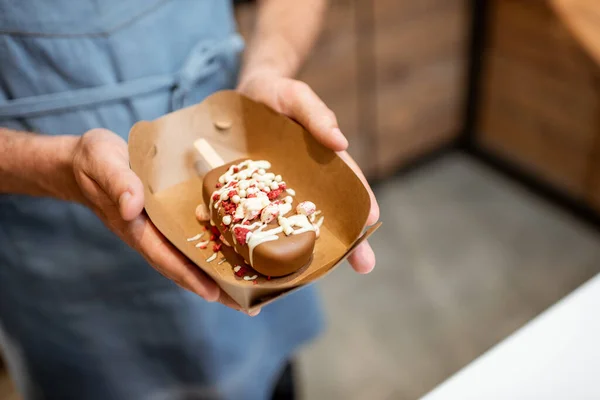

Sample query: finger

[218,291,262,316]
[80,130,145,221]
[248,308,261,317]
[337,151,380,225]
[125,215,221,302]
[279,80,348,151]
[348,241,376,274]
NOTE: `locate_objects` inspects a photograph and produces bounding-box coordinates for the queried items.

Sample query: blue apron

[0,1,323,399]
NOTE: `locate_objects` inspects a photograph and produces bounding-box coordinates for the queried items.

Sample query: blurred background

[3,0,600,399]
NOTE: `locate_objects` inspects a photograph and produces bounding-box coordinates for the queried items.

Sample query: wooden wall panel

[374,0,468,176]
[296,0,366,172]
[478,0,600,198]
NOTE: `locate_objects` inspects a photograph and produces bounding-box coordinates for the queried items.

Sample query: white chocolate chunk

[296,201,316,216]
[222,215,232,225]
[275,175,282,182]
[270,182,279,190]
[187,233,204,241]
[232,195,241,204]
[286,188,296,196]
[214,119,232,130]
[254,161,271,169]
[261,203,280,223]
[195,240,210,248]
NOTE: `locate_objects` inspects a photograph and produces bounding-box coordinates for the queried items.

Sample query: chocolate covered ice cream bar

[201,159,324,277]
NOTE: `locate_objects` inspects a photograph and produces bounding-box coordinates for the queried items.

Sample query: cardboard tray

[128,90,381,311]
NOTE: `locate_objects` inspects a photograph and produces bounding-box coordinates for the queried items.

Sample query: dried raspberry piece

[212,193,220,201]
[233,264,253,278]
[228,190,237,198]
[279,183,287,190]
[209,234,216,241]
[267,188,283,200]
[267,276,271,281]
[233,167,239,173]
[212,243,222,252]
[210,226,220,236]
[247,193,257,198]
[233,227,250,246]
[222,202,236,216]
[215,182,222,188]
[252,280,258,285]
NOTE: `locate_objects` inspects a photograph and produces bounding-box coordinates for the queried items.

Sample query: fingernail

[248,308,261,317]
[332,128,349,148]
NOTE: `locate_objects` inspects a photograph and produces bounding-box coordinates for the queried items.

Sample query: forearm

[0,128,80,201]
[238,0,327,84]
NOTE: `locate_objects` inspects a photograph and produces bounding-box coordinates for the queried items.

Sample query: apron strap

[0,34,244,120]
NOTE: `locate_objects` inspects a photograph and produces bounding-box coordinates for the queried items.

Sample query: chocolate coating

[202,160,316,277]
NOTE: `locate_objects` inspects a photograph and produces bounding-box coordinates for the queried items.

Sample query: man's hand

[238,72,380,274]
[70,129,255,314]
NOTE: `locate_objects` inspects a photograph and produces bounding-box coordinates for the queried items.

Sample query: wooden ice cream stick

[194,138,225,169]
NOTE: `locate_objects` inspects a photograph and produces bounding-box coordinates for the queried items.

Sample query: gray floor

[298,153,600,400]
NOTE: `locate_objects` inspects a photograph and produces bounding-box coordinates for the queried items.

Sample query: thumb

[278,80,349,151]
[78,130,145,221]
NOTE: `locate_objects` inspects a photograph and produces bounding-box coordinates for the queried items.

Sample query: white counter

[422,274,600,400]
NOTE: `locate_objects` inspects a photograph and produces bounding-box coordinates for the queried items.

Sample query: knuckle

[291,80,310,95]
[326,108,337,122]
[84,128,111,140]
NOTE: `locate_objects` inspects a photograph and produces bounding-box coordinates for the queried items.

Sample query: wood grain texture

[479,0,600,198]
[374,0,468,174]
